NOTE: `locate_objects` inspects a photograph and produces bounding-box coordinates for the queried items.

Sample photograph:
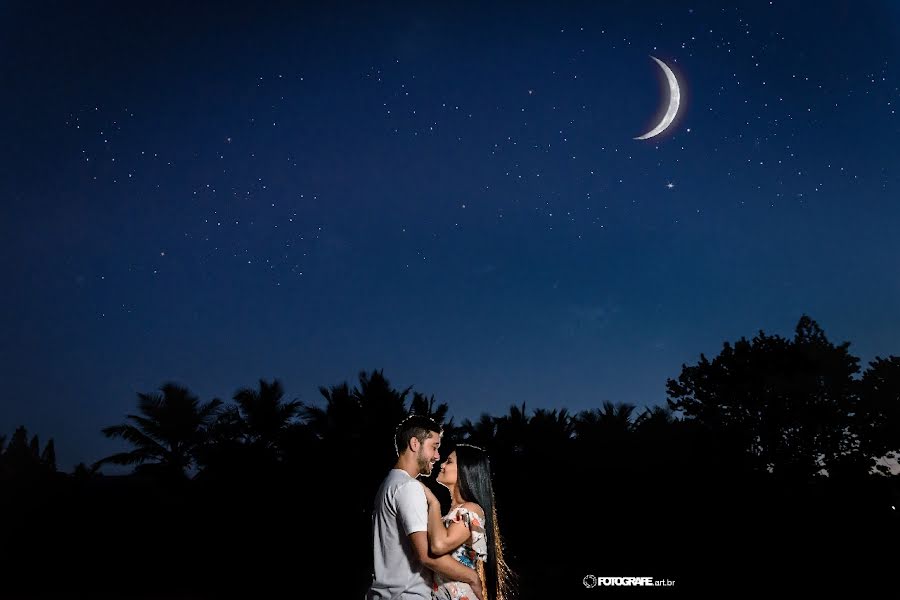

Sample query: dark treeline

[2,316,898,597]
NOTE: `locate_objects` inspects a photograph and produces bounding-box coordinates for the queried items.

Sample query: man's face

[415,432,441,476]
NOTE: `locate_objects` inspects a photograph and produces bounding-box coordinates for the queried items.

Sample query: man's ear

[409,436,420,453]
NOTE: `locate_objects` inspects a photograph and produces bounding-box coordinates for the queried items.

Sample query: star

[666,182,675,189]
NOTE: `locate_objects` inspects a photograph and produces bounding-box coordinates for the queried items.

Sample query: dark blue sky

[3,1,899,471]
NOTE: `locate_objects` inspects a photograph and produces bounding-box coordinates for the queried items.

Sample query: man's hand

[409,532,483,600]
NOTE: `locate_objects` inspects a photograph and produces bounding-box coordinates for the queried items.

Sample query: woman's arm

[422,485,471,556]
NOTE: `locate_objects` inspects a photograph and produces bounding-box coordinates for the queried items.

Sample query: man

[367,415,483,600]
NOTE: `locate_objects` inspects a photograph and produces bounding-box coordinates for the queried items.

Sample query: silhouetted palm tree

[457,413,497,449]
[571,402,637,475]
[94,383,222,478]
[195,404,251,480]
[633,405,673,432]
[233,378,301,455]
[300,370,428,515]
[355,370,415,449]
[303,381,360,442]
[495,402,530,456]
[206,404,245,446]
[574,401,636,443]
[302,370,411,456]
[461,403,573,464]
[529,408,574,449]
[631,405,688,472]
[72,461,100,481]
[409,391,451,426]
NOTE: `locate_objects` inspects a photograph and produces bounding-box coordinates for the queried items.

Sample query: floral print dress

[431,505,488,600]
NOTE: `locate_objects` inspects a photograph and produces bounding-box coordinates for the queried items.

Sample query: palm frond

[93,450,152,468]
[100,424,168,456]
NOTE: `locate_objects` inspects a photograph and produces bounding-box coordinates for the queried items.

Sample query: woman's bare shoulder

[461,502,485,521]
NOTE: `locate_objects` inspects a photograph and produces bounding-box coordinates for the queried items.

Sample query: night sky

[3,1,900,472]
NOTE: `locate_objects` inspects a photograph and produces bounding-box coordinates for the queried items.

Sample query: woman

[421,444,514,600]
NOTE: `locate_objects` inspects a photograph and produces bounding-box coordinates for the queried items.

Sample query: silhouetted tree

[529,407,575,449]
[205,404,245,447]
[457,403,577,467]
[303,381,356,441]
[233,378,302,456]
[408,391,464,449]
[195,403,247,474]
[197,379,307,481]
[72,461,100,481]
[571,402,637,474]
[854,356,900,476]
[633,405,675,432]
[94,383,222,479]
[299,369,435,525]
[40,439,56,472]
[574,402,636,442]
[298,369,430,590]
[630,405,700,478]
[0,426,57,480]
[667,316,862,480]
[354,370,418,459]
[409,391,451,426]
[303,370,412,466]
[457,403,576,480]
[495,402,530,456]
[456,413,497,449]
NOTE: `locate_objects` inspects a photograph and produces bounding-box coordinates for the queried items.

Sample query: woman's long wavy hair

[453,443,516,600]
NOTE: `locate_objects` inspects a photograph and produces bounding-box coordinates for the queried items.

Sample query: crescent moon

[634,56,681,140]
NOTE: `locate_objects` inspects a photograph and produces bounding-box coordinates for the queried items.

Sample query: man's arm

[408,531,483,600]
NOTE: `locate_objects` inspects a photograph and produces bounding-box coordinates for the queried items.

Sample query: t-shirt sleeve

[396,481,428,535]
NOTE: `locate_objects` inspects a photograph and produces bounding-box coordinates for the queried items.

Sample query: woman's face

[437,450,458,487]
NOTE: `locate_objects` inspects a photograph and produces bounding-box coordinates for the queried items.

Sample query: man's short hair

[394,415,442,456]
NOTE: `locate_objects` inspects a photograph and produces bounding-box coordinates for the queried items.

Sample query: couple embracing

[366,416,514,600]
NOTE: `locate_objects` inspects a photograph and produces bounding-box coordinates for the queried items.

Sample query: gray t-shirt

[367,469,430,600]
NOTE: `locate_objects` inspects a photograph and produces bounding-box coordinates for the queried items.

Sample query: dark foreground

[3,468,896,598]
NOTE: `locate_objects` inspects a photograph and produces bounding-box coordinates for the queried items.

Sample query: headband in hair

[455,443,486,452]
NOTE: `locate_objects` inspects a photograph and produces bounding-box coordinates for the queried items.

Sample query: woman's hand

[420,482,441,510]
[467,573,484,600]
